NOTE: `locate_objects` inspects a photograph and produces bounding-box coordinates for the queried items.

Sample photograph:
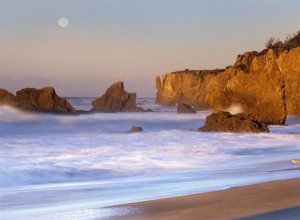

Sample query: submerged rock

[177,103,196,113]
[199,111,269,133]
[92,82,144,112]
[129,126,143,133]
[0,87,77,114]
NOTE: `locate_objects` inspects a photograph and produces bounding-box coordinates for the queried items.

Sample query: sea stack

[0,89,16,106]
[92,82,144,112]
[0,87,77,114]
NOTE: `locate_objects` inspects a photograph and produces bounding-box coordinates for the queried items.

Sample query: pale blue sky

[0,0,299,97]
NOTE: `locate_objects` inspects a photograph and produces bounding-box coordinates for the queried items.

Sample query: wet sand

[114,178,300,220]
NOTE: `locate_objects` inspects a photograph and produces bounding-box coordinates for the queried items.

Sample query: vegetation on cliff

[265,30,300,52]
[194,69,225,80]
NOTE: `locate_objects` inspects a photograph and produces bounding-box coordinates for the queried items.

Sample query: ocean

[1,98,300,219]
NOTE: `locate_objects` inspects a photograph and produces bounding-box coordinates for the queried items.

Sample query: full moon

[58,17,69,28]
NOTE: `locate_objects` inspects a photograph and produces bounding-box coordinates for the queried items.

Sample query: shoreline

[113,178,300,220]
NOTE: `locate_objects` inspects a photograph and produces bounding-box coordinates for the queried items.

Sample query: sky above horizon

[0,0,299,97]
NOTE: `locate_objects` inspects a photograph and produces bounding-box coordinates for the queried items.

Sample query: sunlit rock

[199,111,269,133]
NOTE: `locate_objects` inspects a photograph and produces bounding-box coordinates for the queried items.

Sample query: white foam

[225,103,244,115]
[1,99,300,220]
[0,105,40,122]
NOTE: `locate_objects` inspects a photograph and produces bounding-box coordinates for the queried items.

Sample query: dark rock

[177,103,196,113]
[15,87,77,114]
[77,110,93,114]
[92,82,144,112]
[0,87,77,114]
[199,111,269,133]
[130,126,143,133]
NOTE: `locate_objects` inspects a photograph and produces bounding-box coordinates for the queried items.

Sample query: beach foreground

[115,179,300,220]
[1,102,300,220]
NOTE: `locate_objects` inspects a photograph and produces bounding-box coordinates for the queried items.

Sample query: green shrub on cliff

[284,31,300,49]
[195,69,224,80]
[265,31,300,51]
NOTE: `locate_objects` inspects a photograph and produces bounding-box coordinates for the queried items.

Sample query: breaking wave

[1,98,300,219]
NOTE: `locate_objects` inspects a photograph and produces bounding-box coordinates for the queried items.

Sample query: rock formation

[92,82,144,112]
[129,125,143,132]
[199,112,269,133]
[0,89,15,106]
[177,103,196,114]
[155,70,222,110]
[156,32,300,125]
[0,87,77,114]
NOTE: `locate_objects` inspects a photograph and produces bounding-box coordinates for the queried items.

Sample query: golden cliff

[156,45,300,125]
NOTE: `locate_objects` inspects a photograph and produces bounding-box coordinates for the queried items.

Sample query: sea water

[0,98,300,219]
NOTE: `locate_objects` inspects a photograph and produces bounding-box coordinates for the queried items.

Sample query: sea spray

[1,98,300,219]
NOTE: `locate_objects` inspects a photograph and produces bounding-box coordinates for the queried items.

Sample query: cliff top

[165,30,300,80]
[168,69,225,80]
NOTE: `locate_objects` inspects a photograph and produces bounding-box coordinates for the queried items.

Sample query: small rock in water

[177,103,196,114]
[144,108,153,112]
[130,126,143,133]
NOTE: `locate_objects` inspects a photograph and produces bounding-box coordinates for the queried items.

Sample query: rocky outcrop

[156,46,300,125]
[211,49,288,125]
[177,103,196,113]
[0,87,77,114]
[156,72,201,107]
[129,125,143,132]
[199,112,269,133]
[92,82,144,112]
[0,89,15,106]
[155,69,223,110]
[276,48,300,116]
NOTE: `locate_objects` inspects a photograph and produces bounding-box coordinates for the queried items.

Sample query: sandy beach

[115,178,300,220]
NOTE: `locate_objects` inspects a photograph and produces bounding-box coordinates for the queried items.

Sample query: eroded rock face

[156,47,300,124]
[276,48,300,116]
[199,112,269,133]
[0,89,15,106]
[155,70,211,110]
[177,103,196,114]
[0,87,77,114]
[212,49,288,125]
[15,87,77,113]
[92,82,143,112]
